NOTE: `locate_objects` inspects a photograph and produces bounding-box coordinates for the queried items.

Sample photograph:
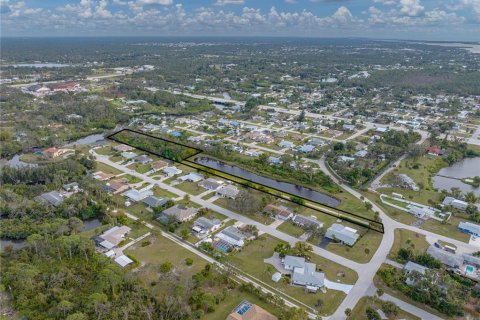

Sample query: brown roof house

[226,300,277,320]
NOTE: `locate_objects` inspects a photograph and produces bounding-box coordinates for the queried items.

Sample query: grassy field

[349,296,420,320]
[421,216,470,242]
[94,146,113,155]
[326,230,383,264]
[389,229,429,259]
[382,196,409,209]
[152,186,178,199]
[95,162,122,175]
[225,234,357,316]
[176,181,205,195]
[276,220,305,237]
[123,174,142,184]
[213,197,275,225]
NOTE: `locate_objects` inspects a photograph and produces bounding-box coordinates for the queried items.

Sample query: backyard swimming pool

[466,265,475,274]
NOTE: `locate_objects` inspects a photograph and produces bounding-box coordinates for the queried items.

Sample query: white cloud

[399,0,424,16]
[215,0,244,5]
[373,0,396,5]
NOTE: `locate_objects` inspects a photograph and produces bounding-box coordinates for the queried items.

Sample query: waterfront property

[292,214,324,229]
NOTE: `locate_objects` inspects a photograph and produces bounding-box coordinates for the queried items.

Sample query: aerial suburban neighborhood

[1,2,480,319]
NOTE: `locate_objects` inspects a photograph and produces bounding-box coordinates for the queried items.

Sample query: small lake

[82,218,103,231]
[432,157,480,196]
[194,157,340,207]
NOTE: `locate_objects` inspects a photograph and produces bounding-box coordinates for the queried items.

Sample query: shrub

[185,258,193,266]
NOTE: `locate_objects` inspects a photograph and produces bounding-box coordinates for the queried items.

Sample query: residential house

[150,160,168,171]
[62,182,79,192]
[163,166,183,177]
[199,178,224,191]
[49,81,80,92]
[292,214,323,229]
[398,174,419,191]
[264,204,294,220]
[96,225,131,250]
[298,144,315,153]
[215,226,246,248]
[442,196,468,211]
[226,300,277,320]
[134,155,152,164]
[123,188,154,202]
[308,138,325,146]
[39,191,64,207]
[375,127,389,133]
[325,223,359,246]
[92,171,114,181]
[354,150,368,158]
[43,147,70,159]
[143,196,169,209]
[104,178,130,194]
[162,204,199,222]
[268,156,281,165]
[278,140,295,149]
[114,144,133,152]
[179,172,204,183]
[427,146,446,156]
[458,221,480,237]
[121,151,137,159]
[282,255,325,291]
[404,261,429,285]
[427,245,464,269]
[192,217,222,235]
[216,185,240,199]
[338,155,355,162]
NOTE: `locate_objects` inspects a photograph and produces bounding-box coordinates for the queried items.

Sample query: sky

[1,0,479,41]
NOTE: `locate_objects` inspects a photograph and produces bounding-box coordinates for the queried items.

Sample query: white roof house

[442,196,468,211]
[282,255,324,290]
[179,172,204,182]
[215,226,245,247]
[404,261,429,285]
[121,151,137,159]
[123,188,153,202]
[272,272,282,282]
[216,185,240,199]
[115,255,134,268]
[98,225,131,250]
[298,144,315,153]
[278,140,295,149]
[325,223,359,246]
[163,166,183,176]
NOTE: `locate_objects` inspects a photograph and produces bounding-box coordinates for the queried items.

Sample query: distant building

[268,156,281,165]
[215,226,246,248]
[121,151,137,159]
[325,223,359,246]
[162,166,183,177]
[134,155,152,164]
[398,174,419,191]
[43,147,69,159]
[150,160,168,171]
[114,144,133,152]
[427,146,446,156]
[123,188,153,202]
[226,300,277,320]
[298,144,315,153]
[179,172,204,183]
[114,255,134,268]
[93,171,115,181]
[49,81,80,92]
[104,178,130,194]
[427,245,463,269]
[278,140,295,149]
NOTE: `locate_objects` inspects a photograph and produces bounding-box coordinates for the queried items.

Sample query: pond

[7,63,71,68]
[82,218,103,231]
[432,157,480,196]
[194,157,340,207]
[0,239,26,251]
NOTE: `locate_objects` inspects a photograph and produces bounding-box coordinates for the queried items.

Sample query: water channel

[194,157,340,207]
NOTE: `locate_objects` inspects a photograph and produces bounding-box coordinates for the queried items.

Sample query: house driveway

[323,279,353,294]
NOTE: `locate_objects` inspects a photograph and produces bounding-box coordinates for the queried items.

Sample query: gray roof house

[404,261,429,285]
[292,214,324,229]
[192,217,222,234]
[282,255,324,291]
[142,196,169,208]
[134,154,152,164]
[278,140,295,149]
[39,191,64,207]
[215,226,246,247]
[458,221,480,237]
[216,185,240,199]
[162,205,199,222]
[427,245,464,268]
[325,223,359,246]
[121,151,137,159]
[199,178,224,191]
[443,196,469,211]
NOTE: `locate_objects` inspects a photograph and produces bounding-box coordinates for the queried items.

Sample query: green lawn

[127,202,153,220]
[213,197,274,225]
[95,162,122,175]
[225,234,357,316]
[389,229,429,259]
[152,186,178,199]
[176,181,205,195]
[95,146,113,155]
[276,220,305,237]
[349,296,420,320]
[326,230,383,264]
[202,192,216,200]
[421,216,470,242]
[382,196,409,209]
[123,174,142,184]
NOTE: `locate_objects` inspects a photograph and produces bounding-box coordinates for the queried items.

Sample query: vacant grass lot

[349,296,420,320]
[389,229,429,259]
[176,181,205,195]
[277,220,305,237]
[152,186,178,199]
[213,197,275,225]
[225,234,357,316]
[95,162,122,175]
